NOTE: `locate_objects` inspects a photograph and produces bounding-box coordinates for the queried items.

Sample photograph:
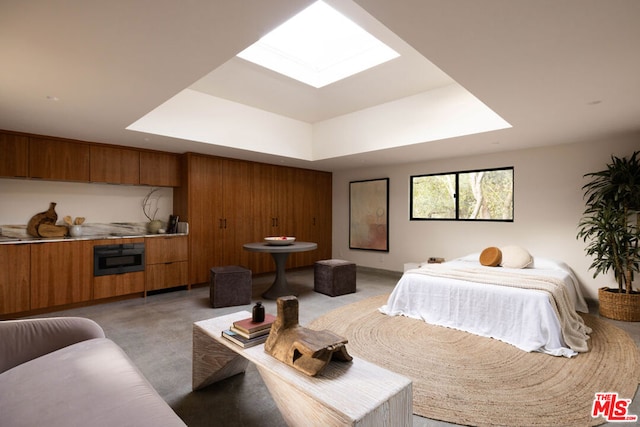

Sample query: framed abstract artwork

[349,178,389,252]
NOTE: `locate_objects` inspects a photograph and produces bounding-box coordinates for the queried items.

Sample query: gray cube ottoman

[314,259,356,297]
[210,265,252,308]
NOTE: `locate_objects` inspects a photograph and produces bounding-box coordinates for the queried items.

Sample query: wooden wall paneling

[30,241,92,309]
[0,244,31,315]
[90,145,140,184]
[0,132,29,178]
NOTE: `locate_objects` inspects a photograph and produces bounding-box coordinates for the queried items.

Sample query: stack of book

[222,313,276,348]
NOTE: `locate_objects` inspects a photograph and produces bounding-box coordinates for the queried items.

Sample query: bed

[380,248,592,357]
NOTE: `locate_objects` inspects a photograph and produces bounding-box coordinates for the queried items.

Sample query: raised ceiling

[1,0,639,171]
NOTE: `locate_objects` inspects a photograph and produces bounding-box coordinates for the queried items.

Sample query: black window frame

[410,166,514,222]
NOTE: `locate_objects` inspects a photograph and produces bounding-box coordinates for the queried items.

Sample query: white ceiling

[1,0,639,172]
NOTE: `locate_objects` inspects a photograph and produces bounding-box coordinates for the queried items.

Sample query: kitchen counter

[0,232,188,245]
[0,222,188,245]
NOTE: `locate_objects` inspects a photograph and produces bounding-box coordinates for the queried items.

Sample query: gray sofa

[0,317,186,427]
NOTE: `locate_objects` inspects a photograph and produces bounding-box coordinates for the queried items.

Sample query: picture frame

[349,178,389,252]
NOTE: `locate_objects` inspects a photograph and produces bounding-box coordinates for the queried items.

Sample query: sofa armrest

[0,317,105,374]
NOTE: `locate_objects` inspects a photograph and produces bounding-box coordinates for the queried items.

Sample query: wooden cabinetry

[175,153,332,283]
[91,238,145,299]
[145,235,188,292]
[0,244,30,315]
[30,241,92,309]
[0,132,29,178]
[90,145,140,184]
[140,151,180,187]
[290,168,332,267]
[175,154,253,285]
[29,137,90,181]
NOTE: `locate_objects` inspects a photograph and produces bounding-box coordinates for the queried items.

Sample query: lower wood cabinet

[30,241,92,310]
[94,271,145,299]
[145,235,188,292]
[0,244,30,315]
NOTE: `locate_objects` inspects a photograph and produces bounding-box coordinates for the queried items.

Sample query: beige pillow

[500,245,533,268]
[479,247,502,267]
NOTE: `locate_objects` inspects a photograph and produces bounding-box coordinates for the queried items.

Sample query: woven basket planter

[598,287,640,322]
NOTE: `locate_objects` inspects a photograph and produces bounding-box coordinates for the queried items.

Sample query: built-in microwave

[94,243,145,276]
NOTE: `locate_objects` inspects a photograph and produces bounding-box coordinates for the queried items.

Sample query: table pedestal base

[262,252,294,299]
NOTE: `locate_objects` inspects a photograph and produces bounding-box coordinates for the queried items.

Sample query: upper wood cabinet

[90,145,140,184]
[29,137,90,182]
[140,151,180,187]
[0,132,29,178]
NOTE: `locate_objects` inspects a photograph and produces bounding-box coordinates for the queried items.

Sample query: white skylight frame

[237,1,400,88]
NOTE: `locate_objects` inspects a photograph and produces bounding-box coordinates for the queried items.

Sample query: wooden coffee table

[193,311,412,426]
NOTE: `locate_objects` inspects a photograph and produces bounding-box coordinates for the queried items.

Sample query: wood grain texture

[30,241,92,309]
[193,312,412,427]
[140,151,180,187]
[192,323,249,390]
[0,244,30,314]
[29,137,90,181]
[90,145,140,184]
[0,132,28,177]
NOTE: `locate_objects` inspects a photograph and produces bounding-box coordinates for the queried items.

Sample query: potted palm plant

[577,151,640,321]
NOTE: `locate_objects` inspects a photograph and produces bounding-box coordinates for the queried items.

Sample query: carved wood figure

[27,202,58,237]
[264,295,352,376]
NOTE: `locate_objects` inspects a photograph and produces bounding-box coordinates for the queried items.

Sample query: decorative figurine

[264,295,352,376]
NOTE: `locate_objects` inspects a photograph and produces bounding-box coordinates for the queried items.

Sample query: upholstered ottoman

[209,266,252,308]
[314,259,356,297]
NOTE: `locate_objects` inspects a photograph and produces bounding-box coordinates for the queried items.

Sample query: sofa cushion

[0,338,185,427]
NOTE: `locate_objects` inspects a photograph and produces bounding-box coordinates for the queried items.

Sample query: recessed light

[237,1,399,88]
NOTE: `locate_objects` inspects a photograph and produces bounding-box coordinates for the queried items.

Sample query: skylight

[236,1,400,88]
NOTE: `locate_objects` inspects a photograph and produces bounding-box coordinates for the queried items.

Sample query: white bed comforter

[379,256,591,357]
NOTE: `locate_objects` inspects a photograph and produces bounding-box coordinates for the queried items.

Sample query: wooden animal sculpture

[27,202,58,237]
[264,295,352,376]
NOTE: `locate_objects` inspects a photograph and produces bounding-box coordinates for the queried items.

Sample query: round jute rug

[308,294,640,427]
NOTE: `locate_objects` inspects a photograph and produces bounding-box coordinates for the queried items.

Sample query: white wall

[0,179,173,226]
[332,134,639,300]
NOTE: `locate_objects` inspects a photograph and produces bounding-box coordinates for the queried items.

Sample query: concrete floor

[31,266,640,427]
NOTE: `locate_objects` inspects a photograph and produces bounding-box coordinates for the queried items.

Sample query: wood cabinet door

[145,235,188,264]
[0,132,29,178]
[140,151,181,187]
[30,241,92,309]
[90,145,140,184]
[145,261,188,291]
[29,137,90,181]
[220,159,253,267]
[187,154,224,284]
[289,168,331,267]
[94,271,144,299]
[0,244,30,315]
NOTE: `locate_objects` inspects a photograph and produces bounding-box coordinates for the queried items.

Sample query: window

[410,167,514,221]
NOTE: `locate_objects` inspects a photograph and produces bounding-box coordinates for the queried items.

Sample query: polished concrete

[31,267,640,427]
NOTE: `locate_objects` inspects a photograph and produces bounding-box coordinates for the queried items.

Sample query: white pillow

[500,245,533,269]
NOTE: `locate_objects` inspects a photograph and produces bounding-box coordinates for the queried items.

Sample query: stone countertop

[0,232,188,245]
[0,222,188,245]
